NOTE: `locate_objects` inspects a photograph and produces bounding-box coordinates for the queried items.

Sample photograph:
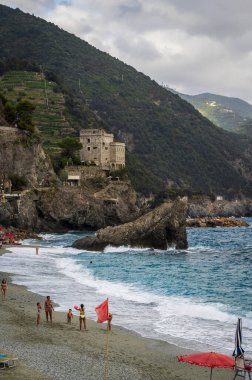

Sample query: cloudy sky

[2,0,252,103]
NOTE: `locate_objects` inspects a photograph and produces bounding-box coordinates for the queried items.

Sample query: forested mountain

[1,4,252,197]
[174,90,252,135]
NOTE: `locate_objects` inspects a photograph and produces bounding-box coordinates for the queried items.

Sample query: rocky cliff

[0,127,54,187]
[188,197,252,218]
[72,197,188,251]
[0,183,138,231]
[0,126,139,231]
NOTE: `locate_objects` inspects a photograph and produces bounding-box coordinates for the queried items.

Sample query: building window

[105,147,108,150]
[87,138,90,143]
[93,147,97,150]
[87,147,91,151]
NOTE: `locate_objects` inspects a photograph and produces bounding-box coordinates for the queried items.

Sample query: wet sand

[0,246,235,380]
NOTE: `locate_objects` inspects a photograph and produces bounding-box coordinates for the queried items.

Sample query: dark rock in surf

[72,197,188,251]
[186,217,249,228]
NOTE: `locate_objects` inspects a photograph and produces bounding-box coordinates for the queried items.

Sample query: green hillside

[1,4,252,197]
[0,70,75,149]
[176,91,252,134]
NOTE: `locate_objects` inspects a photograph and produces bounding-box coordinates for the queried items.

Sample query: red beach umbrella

[177,352,235,379]
[5,233,14,238]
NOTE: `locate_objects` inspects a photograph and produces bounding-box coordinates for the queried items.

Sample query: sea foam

[1,228,252,355]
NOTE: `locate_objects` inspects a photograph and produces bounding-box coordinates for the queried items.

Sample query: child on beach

[67,308,73,323]
[37,302,42,326]
[78,304,87,331]
[108,313,113,331]
[1,278,7,300]
[44,295,54,322]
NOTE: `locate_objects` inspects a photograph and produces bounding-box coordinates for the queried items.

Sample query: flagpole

[103,298,110,380]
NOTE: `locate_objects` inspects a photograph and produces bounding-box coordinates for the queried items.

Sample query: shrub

[9,175,28,190]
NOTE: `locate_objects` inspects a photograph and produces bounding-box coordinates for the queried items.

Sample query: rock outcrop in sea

[187,217,249,228]
[72,197,188,251]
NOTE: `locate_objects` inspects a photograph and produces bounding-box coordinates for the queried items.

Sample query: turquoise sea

[0,219,252,354]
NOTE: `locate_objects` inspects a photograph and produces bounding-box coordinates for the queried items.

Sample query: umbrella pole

[210,367,213,380]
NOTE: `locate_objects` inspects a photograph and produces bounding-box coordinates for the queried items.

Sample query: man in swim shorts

[44,295,54,322]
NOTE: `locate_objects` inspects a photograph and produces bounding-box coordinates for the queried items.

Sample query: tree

[58,137,82,163]
[16,100,35,133]
[3,101,16,123]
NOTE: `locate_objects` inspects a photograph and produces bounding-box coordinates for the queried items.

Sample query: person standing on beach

[44,295,54,322]
[1,278,7,300]
[107,313,112,331]
[79,304,87,331]
[37,302,42,326]
[67,308,73,323]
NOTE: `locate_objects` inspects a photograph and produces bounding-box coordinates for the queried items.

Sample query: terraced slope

[0,70,74,151]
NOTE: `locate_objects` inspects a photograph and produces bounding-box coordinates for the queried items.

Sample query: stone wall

[65,165,107,180]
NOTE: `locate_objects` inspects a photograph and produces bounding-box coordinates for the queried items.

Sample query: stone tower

[80,129,125,170]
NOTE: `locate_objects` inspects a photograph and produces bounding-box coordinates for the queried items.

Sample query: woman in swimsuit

[1,278,7,300]
[79,304,87,331]
[44,295,54,322]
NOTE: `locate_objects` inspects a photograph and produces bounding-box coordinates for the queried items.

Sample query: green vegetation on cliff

[0,92,36,135]
[1,5,252,196]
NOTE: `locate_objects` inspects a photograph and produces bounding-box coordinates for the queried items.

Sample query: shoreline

[0,246,235,379]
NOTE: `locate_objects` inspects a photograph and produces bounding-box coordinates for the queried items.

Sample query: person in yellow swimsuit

[79,304,87,331]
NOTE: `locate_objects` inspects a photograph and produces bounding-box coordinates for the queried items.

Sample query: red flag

[95,298,109,323]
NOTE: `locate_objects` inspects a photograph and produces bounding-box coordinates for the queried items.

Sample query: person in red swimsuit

[67,309,73,323]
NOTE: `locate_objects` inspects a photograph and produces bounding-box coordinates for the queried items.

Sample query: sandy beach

[0,246,235,380]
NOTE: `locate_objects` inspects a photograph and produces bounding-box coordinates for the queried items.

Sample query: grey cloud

[58,0,72,6]
[1,0,56,13]
[118,1,142,16]
[114,35,162,61]
[163,0,252,39]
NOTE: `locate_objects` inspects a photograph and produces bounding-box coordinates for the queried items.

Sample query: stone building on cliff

[80,129,125,170]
